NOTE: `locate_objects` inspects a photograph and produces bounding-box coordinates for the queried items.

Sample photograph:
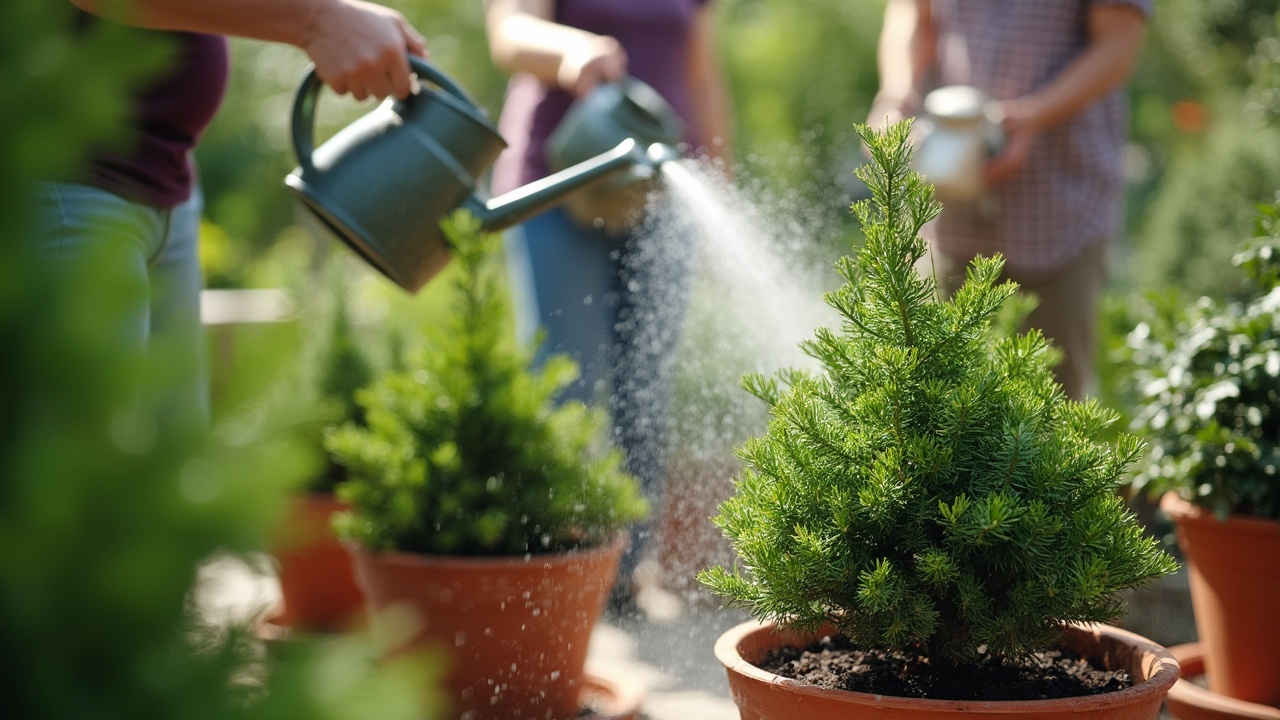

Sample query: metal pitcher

[911,85,1005,204]
[284,58,662,293]
[545,76,684,235]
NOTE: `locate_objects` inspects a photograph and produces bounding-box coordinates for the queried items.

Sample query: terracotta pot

[714,620,1179,720]
[350,535,625,720]
[1161,492,1280,707]
[271,492,365,632]
[1166,643,1280,720]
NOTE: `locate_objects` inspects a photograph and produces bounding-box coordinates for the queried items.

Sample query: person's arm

[69,0,427,101]
[685,4,733,167]
[984,4,1146,183]
[484,0,626,97]
[867,0,934,128]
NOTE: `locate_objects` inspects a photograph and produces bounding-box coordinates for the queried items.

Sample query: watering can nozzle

[645,142,681,168]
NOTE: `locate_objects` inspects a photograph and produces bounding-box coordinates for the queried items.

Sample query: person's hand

[866,89,921,130]
[302,0,428,102]
[557,35,627,97]
[983,100,1039,185]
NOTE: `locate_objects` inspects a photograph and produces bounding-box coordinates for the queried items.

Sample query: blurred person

[35,0,429,429]
[484,0,733,612]
[869,0,1150,400]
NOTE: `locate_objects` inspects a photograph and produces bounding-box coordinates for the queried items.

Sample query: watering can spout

[468,138,664,233]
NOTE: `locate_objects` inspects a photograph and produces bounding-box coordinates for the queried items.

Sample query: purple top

[923,0,1152,274]
[79,19,229,208]
[490,0,708,196]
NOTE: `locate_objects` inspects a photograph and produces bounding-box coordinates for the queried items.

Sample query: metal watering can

[545,76,684,235]
[284,58,666,293]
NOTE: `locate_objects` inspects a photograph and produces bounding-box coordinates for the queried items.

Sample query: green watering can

[284,57,665,293]
[545,76,685,234]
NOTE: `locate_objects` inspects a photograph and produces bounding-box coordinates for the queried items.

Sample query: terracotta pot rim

[1167,643,1280,720]
[348,532,628,569]
[1160,493,1280,535]
[714,619,1180,713]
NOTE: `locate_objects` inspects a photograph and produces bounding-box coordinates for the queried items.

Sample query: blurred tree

[1,4,443,719]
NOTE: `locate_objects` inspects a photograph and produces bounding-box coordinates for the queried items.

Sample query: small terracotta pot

[1166,643,1280,720]
[714,620,1179,720]
[350,535,625,720]
[271,493,365,632]
[1161,493,1280,707]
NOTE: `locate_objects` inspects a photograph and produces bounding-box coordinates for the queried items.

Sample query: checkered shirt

[923,0,1153,274]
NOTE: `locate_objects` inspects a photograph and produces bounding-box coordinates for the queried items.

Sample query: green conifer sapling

[325,213,647,556]
[699,122,1177,665]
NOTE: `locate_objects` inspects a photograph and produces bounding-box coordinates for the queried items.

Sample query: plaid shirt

[924,0,1152,274]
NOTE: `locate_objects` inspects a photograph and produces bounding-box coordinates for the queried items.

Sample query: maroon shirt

[491,0,708,196]
[80,17,229,208]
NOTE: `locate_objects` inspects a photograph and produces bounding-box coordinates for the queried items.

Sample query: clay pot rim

[348,532,628,570]
[715,619,1180,713]
[1167,642,1280,720]
[1160,493,1280,535]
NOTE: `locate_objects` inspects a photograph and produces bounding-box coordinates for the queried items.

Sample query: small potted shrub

[268,271,388,634]
[698,122,1180,719]
[324,214,648,720]
[1125,202,1280,713]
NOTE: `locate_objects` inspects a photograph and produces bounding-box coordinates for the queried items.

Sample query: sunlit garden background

[5,0,1280,718]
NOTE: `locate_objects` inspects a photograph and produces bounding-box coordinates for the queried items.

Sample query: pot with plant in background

[325,213,648,720]
[266,269,384,635]
[699,122,1181,719]
[1126,210,1280,712]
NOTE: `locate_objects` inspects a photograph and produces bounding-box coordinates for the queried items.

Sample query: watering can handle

[291,56,478,172]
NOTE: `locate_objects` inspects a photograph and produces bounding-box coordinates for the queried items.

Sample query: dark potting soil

[758,634,1131,701]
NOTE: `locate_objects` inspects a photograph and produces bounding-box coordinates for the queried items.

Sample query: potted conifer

[698,121,1181,719]
[323,214,648,720]
[1125,203,1280,713]
[268,271,386,634]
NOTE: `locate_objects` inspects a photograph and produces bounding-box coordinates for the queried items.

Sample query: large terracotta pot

[1166,643,1280,720]
[1161,492,1280,707]
[350,535,625,720]
[714,620,1179,720]
[271,493,365,632]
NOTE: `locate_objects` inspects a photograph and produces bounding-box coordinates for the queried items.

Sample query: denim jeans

[505,206,695,589]
[32,181,209,432]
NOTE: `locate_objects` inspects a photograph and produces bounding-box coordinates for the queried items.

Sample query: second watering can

[285,58,665,293]
[545,76,685,235]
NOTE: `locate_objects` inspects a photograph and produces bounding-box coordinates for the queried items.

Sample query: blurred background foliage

[2,3,443,718]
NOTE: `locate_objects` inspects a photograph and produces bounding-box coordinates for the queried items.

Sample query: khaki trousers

[923,240,1108,402]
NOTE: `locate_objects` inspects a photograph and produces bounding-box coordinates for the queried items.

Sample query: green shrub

[699,121,1177,664]
[1126,202,1280,520]
[326,214,648,556]
[1,5,443,719]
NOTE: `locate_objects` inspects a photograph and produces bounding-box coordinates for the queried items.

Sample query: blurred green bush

[2,4,444,718]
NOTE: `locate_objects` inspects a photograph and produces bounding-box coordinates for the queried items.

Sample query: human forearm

[73,0,336,46]
[870,0,933,125]
[686,7,732,165]
[1000,5,1146,133]
[70,0,427,100]
[485,0,624,95]
[983,5,1146,183]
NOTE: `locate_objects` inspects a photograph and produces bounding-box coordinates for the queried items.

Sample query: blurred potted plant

[268,270,392,634]
[698,122,1181,719]
[1125,202,1280,713]
[324,213,648,720]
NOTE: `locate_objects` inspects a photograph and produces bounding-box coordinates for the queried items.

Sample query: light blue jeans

[505,206,694,591]
[32,181,209,432]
